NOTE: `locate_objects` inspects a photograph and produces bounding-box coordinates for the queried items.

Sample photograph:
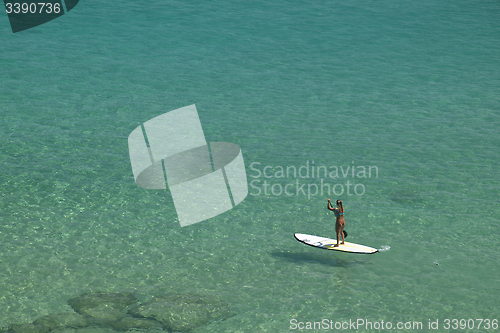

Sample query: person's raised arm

[327,199,334,211]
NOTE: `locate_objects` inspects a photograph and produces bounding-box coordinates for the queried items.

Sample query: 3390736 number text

[5,2,61,14]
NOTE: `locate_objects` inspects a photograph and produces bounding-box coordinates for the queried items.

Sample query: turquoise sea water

[0,0,499,331]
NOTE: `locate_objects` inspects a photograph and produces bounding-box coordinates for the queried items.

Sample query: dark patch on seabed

[1,291,232,333]
[389,189,423,205]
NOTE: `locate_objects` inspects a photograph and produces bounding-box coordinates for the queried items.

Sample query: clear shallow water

[0,0,499,331]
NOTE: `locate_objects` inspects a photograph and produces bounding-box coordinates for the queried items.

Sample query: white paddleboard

[294,233,378,254]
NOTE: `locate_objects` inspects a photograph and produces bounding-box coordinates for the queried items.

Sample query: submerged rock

[109,317,163,331]
[49,327,117,333]
[33,313,87,331]
[7,312,85,333]
[67,292,137,323]
[128,293,231,332]
[7,323,48,333]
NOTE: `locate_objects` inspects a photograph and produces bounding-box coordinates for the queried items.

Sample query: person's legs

[334,223,340,247]
[340,224,345,244]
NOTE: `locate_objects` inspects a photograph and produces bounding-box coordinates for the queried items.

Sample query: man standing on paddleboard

[327,199,345,247]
